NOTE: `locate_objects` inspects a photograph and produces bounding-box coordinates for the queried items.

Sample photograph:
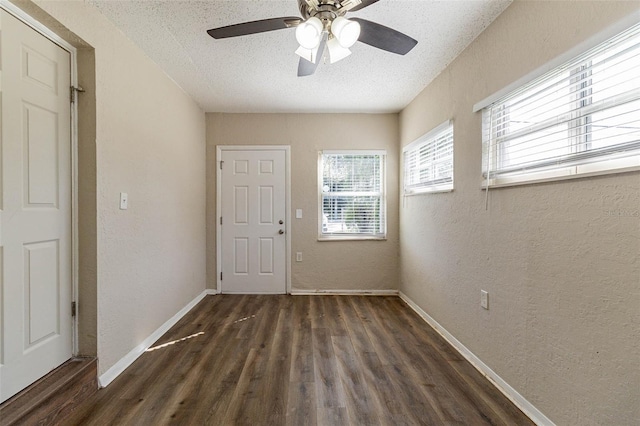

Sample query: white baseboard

[398,292,554,426]
[98,289,217,387]
[290,289,398,296]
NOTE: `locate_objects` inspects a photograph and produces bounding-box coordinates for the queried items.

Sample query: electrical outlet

[119,192,128,210]
[480,290,489,310]
[296,252,302,262]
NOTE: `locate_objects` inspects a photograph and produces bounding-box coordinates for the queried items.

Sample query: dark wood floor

[65,295,533,425]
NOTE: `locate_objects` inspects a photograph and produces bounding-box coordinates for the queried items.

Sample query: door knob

[278,229,284,234]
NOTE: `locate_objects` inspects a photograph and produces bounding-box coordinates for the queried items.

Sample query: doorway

[216,146,290,294]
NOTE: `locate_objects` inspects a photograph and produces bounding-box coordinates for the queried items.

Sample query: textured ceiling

[88,0,512,113]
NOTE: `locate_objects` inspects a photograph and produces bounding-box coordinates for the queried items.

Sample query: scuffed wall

[399,1,640,424]
[206,113,399,292]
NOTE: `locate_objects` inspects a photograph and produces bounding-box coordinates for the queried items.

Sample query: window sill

[482,160,640,189]
[404,187,453,196]
[318,235,387,242]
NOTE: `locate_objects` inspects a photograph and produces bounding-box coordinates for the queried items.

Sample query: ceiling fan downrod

[299,0,367,17]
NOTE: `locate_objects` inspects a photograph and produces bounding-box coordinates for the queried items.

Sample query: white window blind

[403,120,454,194]
[482,22,640,186]
[319,151,386,239]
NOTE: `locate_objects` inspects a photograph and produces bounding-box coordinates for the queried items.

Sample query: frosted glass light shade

[331,16,360,48]
[295,17,323,49]
[327,37,351,63]
[295,45,320,63]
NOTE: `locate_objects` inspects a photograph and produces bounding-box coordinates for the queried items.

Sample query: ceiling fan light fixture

[331,16,360,48]
[295,17,323,49]
[327,36,352,63]
[207,0,418,78]
[295,44,320,63]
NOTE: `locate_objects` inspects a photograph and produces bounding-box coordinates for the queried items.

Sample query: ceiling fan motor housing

[299,0,350,27]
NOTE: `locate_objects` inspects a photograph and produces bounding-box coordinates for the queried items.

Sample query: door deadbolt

[279,220,284,224]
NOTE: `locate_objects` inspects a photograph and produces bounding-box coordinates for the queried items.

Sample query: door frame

[0,0,80,354]
[216,145,291,294]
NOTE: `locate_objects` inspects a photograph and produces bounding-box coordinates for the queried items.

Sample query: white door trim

[0,0,80,354]
[216,145,291,294]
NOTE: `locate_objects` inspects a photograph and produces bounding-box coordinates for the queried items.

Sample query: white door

[220,149,287,294]
[0,10,73,403]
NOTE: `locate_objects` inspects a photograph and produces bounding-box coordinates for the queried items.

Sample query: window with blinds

[482,22,640,186]
[403,120,454,194]
[319,151,386,239]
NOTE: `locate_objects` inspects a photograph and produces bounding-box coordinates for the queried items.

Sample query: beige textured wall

[399,1,640,425]
[207,113,399,292]
[28,0,207,375]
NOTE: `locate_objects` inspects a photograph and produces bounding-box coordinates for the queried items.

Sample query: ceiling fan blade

[297,57,317,77]
[298,35,327,77]
[350,18,418,55]
[207,17,301,39]
[349,0,380,12]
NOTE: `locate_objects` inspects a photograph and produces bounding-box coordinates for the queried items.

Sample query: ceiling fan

[207,0,418,77]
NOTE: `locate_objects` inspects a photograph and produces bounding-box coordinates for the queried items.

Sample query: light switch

[481,290,489,310]
[296,209,302,219]
[120,192,128,210]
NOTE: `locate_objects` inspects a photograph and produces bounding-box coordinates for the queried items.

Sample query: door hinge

[220,272,223,281]
[220,161,224,170]
[220,216,223,225]
[71,301,77,317]
[70,86,85,104]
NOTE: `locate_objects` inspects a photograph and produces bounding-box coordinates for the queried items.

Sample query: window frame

[317,150,387,241]
[403,120,454,195]
[477,20,640,188]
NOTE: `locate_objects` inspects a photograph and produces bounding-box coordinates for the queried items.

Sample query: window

[403,120,454,194]
[481,23,640,187]
[319,151,386,240]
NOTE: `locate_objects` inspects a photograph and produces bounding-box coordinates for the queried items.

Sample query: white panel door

[0,10,72,403]
[220,149,286,294]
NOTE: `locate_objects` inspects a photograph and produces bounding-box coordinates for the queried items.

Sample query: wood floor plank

[331,335,381,425]
[350,297,450,424]
[141,294,242,426]
[310,296,329,330]
[336,297,413,424]
[321,296,349,337]
[289,296,314,383]
[232,296,293,424]
[222,296,278,424]
[363,298,473,423]
[220,347,261,424]
[335,297,376,354]
[67,294,247,425]
[375,297,502,425]
[316,407,349,426]
[312,327,348,415]
[263,298,294,424]
[383,297,533,425]
[60,295,533,426]
[349,296,407,367]
[286,381,316,426]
